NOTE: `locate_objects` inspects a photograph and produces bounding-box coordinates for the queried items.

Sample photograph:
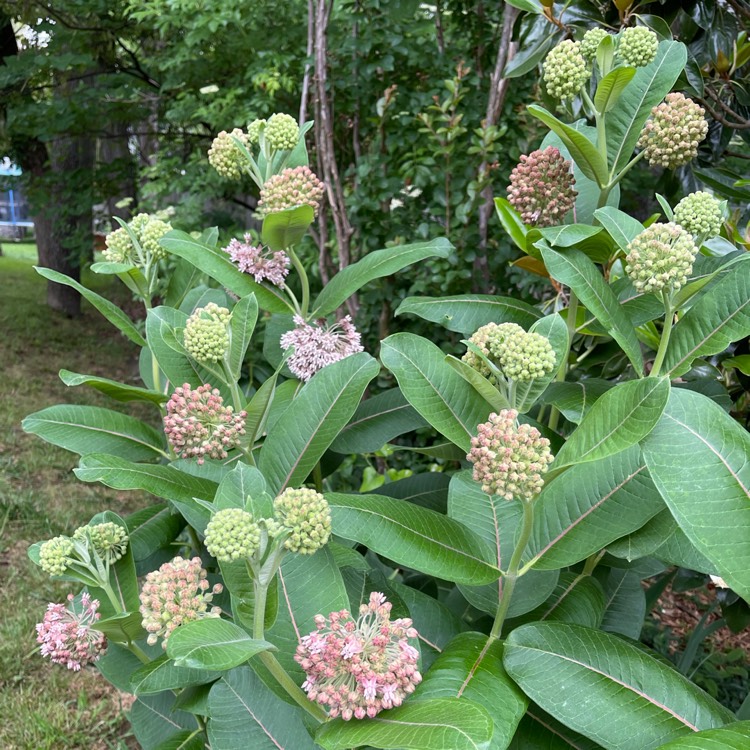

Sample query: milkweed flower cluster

[674,191,722,239]
[507,147,577,227]
[39,535,75,576]
[36,593,106,670]
[468,409,554,501]
[295,592,422,720]
[163,384,246,463]
[73,522,129,564]
[208,128,250,180]
[103,213,172,264]
[258,166,325,216]
[39,523,130,576]
[139,556,223,647]
[183,303,231,363]
[581,28,608,61]
[543,40,589,100]
[619,27,658,67]
[247,118,266,145]
[265,113,300,151]
[223,234,290,287]
[205,508,261,561]
[637,93,708,169]
[274,488,331,554]
[280,314,363,381]
[625,222,699,295]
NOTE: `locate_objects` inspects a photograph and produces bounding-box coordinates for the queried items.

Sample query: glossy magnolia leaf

[504,622,734,750]
[600,568,646,640]
[594,66,636,113]
[22,405,165,461]
[167,619,274,671]
[226,293,257,382]
[541,246,644,375]
[396,293,541,336]
[528,105,608,187]
[381,333,492,452]
[59,369,166,405]
[160,230,291,313]
[553,378,669,469]
[207,666,317,750]
[129,692,198,750]
[259,352,379,493]
[34,266,146,346]
[315,697,494,750]
[330,387,426,454]
[641,388,750,600]
[525,446,664,571]
[494,196,528,250]
[662,262,750,377]
[261,205,314,250]
[654,721,750,749]
[510,705,604,749]
[130,654,220,696]
[540,379,612,424]
[328,492,500,586]
[606,41,687,173]
[593,207,645,254]
[418,633,526,749]
[313,238,453,317]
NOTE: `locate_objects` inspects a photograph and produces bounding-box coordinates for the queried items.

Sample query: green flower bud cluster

[247,118,266,145]
[39,535,75,576]
[103,227,132,264]
[581,28,608,62]
[183,303,231,363]
[625,222,699,295]
[103,213,172,264]
[274,488,331,554]
[265,113,300,151]
[208,128,250,180]
[205,508,261,562]
[637,93,708,169]
[619,26,658,67]
[38,523,130,576]
[673,191,722,239]
[543,40,589,100]
[73,522,129,563]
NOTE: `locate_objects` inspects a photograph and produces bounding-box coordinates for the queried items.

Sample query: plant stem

[127,641,151,664]
[488,499,534,640]
[582,550,605,576]
[650,291,673,378]
[313,462,323,493]
[253,580,268,642]
[549,291,578,432]
[287,247,310,318]
[259,651,329,722]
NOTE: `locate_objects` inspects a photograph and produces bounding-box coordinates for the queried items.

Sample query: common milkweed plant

[26,23,750,750]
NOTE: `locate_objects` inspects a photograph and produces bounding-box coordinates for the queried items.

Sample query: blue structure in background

[0,158,34,239]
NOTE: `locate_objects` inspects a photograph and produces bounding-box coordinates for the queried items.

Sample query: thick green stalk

[650,291,673,378]
[287,247,310,318]
[548,291,578,432]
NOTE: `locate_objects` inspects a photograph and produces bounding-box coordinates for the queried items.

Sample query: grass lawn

[0,244,147,749]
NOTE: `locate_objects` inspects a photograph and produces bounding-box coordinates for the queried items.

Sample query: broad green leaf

[126,503,184,561]
[207,666,318,749]
[654,722,750,749]
[152,731,205,750]
[242,366,281,445]
[371,472,450,513]
[397,294,541,336]
[663,263,750,376]
[164,256,205,309]
[167,619,274,671]
[227,293,257,382]
[34,266,146,346]
[594,67,636,113]
[606,41,687,173]
[510,705,604,749]
[553,378,669,468]
[593,207,645,253]
[505,0,543,13]
[330,387,427,454]
[59,369,166,405]
[528,105,608,187]
[260,205,314,250]
[540,246,644,375]
[129,692,198,750]
[258,352,379,493]
[445,355,511,413]
[93,611,146,643]
[504,623,734,750]
[22,405,165,461]
[179,286,230,315]
[313,238,453,317]
[130,654,220,695]
[96,642,144,692]
[540,379,612,424]
[448,471,559,617]
[538,224,603,248]
[418,633,527,750]
[641,388,750,600]
[327,492,500,586]
[494,196,528,250]
[380,333,492,452]
[524,446,664,571]
[214,462,271,517]
[315,697,494,750]
[600,568,646,639]
[160,230,291,313]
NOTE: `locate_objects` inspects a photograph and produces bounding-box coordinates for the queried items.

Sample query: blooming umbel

[183,303,231,363]
[223,234,290,286]
[295,592,422,720]
[39,535,75,576]
[103,213,172,264]
[674,191,723,239]
[274,488,331,554]
[139,556,222,647]
[205,508,261,561]
[208,128,249,180]
[619,27,658,67]
[467,409,554,501]
[625,222,699,295]
[507,147,577,227]
[73,522,129,563]
[36,593,106,670]
[258,166,325,216]
[280,314,363,381]
[163,383,246,463]
[265,113,300,151]
[581,28,608,61]
[543,40,589,100]
[637,93,708,169]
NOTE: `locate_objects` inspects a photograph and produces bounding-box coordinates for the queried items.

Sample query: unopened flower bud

[265,113,300,151]
[247,118,266,145]
[39,535,74,576]
[499,328,557,381]
[208,128,250,180]
[205,508,261,561]
[274,488,331,554]
[183,303,231,363]
[139,217,172,261]
[619,27,658,67]
[258,166,325,216]
[543,40,589,100]
[673,191,722,239]
[103,227,134,264]
[463,322,523,379]
[73,522,129,563]
[581,28,609,61]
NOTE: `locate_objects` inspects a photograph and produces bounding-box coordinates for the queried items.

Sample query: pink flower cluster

[258,166,325,216]
[223,234,290,287]
[295,592,422,720]
[163,384,246,464]
[139,556,223,647]
[36,593,106,671]
[280,315,363,381]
